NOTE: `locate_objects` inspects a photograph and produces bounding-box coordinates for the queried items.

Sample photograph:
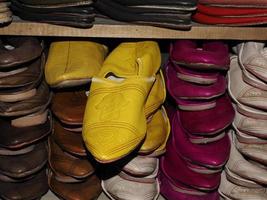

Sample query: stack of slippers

[193,0,267,26]
[45,40,108,199]
[82,41,170,200]
[93,0,197,30]
[0,36,52,199]
[219,42,267,199]
[159,40,235,200]
[0,1,12,25]
[10,0,95,28]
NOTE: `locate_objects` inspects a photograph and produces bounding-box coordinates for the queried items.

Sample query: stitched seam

[90,85,146,97]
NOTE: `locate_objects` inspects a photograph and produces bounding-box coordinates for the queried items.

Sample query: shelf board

[0,21,266,40]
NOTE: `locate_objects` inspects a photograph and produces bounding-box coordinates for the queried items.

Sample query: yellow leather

[45,41,108,87]
[82,76,155,163]
[145,70,166,118]
[139,106,170,155]
[98,41,161,77]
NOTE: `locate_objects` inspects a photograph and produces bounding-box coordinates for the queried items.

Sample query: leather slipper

[48,137,94,179]
[0,142,47,178]
[0,37,43,68]
[0,111,52,149]
[170,40,230,70]
[0,169,48,200]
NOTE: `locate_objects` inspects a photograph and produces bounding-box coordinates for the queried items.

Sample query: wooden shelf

[0,21,266,40]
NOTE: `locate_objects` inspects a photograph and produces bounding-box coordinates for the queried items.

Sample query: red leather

[193,12,267,25]
[199,0,267,7]
[198,4,267,16]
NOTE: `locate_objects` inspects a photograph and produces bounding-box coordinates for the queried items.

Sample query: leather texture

[170,40,230,70]
[53,119,86,156]
[235,125,267,144]
[237,42,267,82]
[82,76,154,163]
[0,169,48,200]
[0,54,43,89]
[233,108,267,139]
[0,144,35,156]
[0,142,47,178]
[11,0,94,13]
[0,112,52,149]
[94,0,192,30]
[198,3,267,17]
[225,167,262,188]
[174,62,219,85]
[237,103,267,120]
[122,156,158,177]
[199,0,267,7]
[140,106,170,155]
[219,171,267,200]
[172,112,230,168]
[15,0,93,6]
[52,90,87,125]
[98,41,161,78]
[193,12,267,26]
[160,143,221,191]
[226,131,267,185]
[235,136,267,165]
[102,175,160,200]
[166,61,226,100]
[113,0,197,7]
[144,70,166,118]
[159,171,220,200]
[0,81,52,117]
[228,56,267,111]
[48,171,102,200]
[45,41,108,88]
[0,37,43,68]
[179,94,234,135]
[48,137,94,179]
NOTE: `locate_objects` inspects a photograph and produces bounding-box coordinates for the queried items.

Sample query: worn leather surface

[0,112,52,149]
[0,142,47,178]
[48,171,102,200]
[0,169,48,200]
[0,55,43,88]
[52,90,87,125]
[198,3,267,17]
[113,0,197,6]
[0,81,52,117]
[159,171,220,200]
[48,137,94,179]
[11,0,93,13]
[199,0,267,7]
[94,0,192,30]
[172,112,230,168]
[53,119,86,156]
[0,37,42,68]
[170,40,230,70]
[16,0,93,6]
[160,141,221,191]
[179,95,234,135]
[11,4,95,28]
[193,12,267,25]
[166,61,226,100]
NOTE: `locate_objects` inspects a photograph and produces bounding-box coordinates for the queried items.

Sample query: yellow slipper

[145,70,166,118]
[82,76,155,163]
[98,41,161,77]
[139,106,170,155]
[45,41,108,88]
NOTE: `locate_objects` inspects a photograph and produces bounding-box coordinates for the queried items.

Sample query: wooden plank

[0,21,266,40]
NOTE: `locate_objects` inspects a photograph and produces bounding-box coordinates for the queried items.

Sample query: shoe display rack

[0,17,266,200]
[1,19,267,40]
